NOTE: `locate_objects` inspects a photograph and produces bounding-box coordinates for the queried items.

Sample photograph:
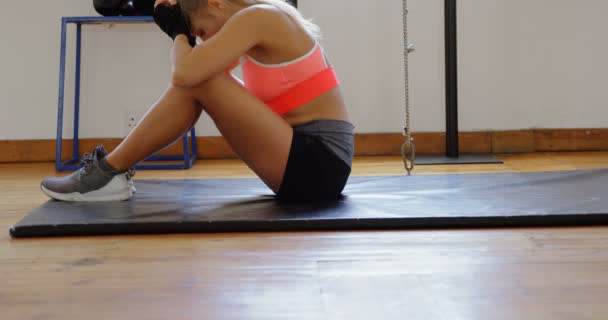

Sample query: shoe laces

[79,152,95,174]
[126,167,136,179]
[78,152,136,179]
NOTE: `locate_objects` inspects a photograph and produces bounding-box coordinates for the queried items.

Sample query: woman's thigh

[190,73,294,193]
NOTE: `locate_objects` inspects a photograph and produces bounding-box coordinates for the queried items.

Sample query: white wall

[301,0,445,134]
[1,0,607,141]
[458,0,608,130]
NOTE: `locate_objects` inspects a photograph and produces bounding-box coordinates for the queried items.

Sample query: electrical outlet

[123,109,140,136]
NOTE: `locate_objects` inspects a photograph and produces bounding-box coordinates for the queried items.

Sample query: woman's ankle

[101,155,127,172]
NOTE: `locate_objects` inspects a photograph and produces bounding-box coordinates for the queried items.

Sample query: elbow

[171,62,202,88]
[171,68,192,88]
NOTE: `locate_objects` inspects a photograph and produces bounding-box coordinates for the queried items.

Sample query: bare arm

[170,35,193,72]
[171,7,266,88]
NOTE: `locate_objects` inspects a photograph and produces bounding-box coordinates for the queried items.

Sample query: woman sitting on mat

[41,0,354,203]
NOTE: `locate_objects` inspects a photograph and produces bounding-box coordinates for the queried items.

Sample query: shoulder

[239,3,285,18]
[231,4,294,30]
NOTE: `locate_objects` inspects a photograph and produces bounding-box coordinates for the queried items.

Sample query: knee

[168,82,197,98]
[171,72,230,96]
[193,73,243,105]
[197,72,233,91]
[162,83,206,110]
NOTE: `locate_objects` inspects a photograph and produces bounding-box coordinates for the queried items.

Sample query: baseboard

[1,129,608,163]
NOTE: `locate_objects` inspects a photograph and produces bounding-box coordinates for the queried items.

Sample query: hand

[153,2,197,46]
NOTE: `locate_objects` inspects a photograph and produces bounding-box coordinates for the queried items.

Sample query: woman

[41,0,354,203]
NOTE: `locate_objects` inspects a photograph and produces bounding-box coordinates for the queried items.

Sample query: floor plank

[1,153,607,320]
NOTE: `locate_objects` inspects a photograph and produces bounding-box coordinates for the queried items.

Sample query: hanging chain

[401,0,416,175]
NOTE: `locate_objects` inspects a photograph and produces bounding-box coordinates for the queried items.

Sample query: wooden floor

[1,152,608,320]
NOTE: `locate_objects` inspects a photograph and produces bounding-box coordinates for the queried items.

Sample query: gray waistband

[293,120,355,167]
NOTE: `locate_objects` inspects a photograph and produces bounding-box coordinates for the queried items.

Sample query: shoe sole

[41,185,136,202]
[40,176,136,202]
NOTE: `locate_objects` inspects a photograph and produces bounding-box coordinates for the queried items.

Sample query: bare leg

[104,85,203,170]
[105,73,293,193]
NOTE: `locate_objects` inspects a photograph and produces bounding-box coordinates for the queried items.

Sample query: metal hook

[401,128,415,176]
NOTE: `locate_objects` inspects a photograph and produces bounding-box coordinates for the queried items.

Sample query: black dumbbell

[93,0,124,16]
[94,0,154,16]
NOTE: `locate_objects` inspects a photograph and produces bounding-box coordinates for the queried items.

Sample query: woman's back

[238,4,350,125]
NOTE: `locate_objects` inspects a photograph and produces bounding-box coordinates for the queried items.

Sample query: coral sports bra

[238,42,340,115]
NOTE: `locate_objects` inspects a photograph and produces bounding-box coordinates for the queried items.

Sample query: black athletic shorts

[276,130,351,203]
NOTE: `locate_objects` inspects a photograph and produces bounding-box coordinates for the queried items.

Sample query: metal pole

[74,23,83,161]
[56,18,68,170]
[445,0,459,158]
[416,1,503,165]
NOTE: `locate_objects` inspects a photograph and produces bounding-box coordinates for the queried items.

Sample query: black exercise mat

[10,169,608,237]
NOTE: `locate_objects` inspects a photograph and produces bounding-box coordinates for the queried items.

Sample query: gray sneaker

[41,145,136,202]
